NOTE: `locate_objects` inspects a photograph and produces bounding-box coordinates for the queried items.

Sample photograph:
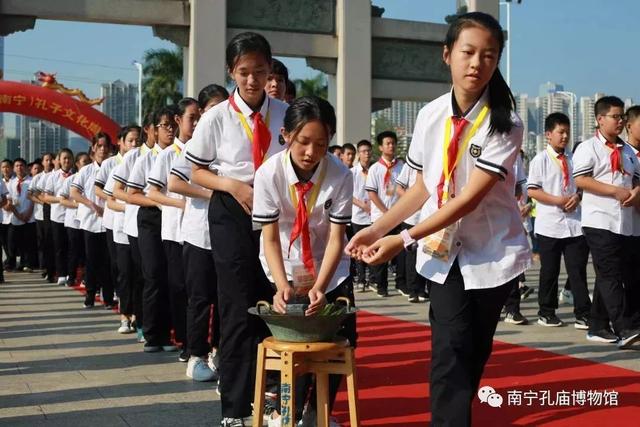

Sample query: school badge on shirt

[324,199,332,209]
[469,144,482,158]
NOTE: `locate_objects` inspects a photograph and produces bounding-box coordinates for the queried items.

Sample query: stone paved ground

[1,259,638,426]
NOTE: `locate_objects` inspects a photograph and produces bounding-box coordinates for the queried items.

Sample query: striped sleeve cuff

[364,186,378,193]
[70,182,83,191]
[476,159,508,180]
[113,174,128,185]
[170,168,189,182]
[185,151,213,166]
[104,189,114,196]
[252,211,279,224]
[526,183,542,189]
[147,177,166,189]
[572,167,593,178]
[94,180,106,188]
[395,179,408,189]
[329,214,351,224]
[127,180,145,190]
[406,154,423,171]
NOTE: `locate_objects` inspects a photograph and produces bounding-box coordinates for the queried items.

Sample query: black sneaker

[519,285,534,300]
[396,288,409,297]
[408,296,420,303]
[617,329,640,349]
[537,314,563,327]
[83,295,95,309]
[143,343,162,353]
[504,312,528,325]
[377,290,389,298]
[418,293,429,302]
[574,317,589,330]
[178,349,189,362]
[586,329,618,343]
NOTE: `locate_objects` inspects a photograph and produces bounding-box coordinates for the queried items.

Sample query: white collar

[284,150,326,187]
[232,88,270,118]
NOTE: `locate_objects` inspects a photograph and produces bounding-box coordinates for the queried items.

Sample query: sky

[2,0,640,134]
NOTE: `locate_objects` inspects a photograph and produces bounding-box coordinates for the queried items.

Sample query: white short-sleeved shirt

[7,175,35,225]
[148,138,186,243]
[527,145,582,239]
[71,162,105,233]
[60,174,80,230]
[185,89,288,184]
[44,169,73,224]
[514,155,532,233]
[170,152,213,250]
[113,144,151,238]
[627,144,640,237]
[573,133,640,236]
[95,153,123,230]
[253,151,353,294]
[103,170,129,245]
[351,162,371,226]
[0,181,8,220]
[365,158,404,222]
[406,89,531,290]
[395,163,421,226]
[1,177,12,224]
[28,172,45,221]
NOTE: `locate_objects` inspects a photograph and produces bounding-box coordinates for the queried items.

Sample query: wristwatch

[400,229,418,251]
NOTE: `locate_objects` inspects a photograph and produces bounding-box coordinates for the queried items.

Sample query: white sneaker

[56,277,67,286]
[186,356,218,382]
[208,349,219,371]
[220,417,250,427]
[117,320,133,334]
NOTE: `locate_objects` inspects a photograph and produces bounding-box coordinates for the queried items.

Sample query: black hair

[42,152,55,160]
[283,96,336,143]
[197,84,229,109]
[343,143,356,152]
[329,145,343,154]
[594,96,624,118]
[271,59,289,81]
[117,126,128,141]
[357,139,372,149]
[544,112,570,133]
[14,157,27,166]
[92,132,111,146]
[1,159,12,166]
[226,32,272,71]
[376,130,397,145]
[58,148,74,159]
[122,124,142,139]
[176,97,199,116]
[154,106,177,126]
[445,12,515,135]
[286,80,296,99]
[626,105,640,123]
[142,111,155,128]
[75,152,89,164]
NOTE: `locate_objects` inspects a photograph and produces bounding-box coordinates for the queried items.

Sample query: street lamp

[499,0,522,88]
[132,60,143,126]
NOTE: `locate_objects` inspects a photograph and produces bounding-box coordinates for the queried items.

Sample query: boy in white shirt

[6,158,37,271]
[365,131,404,297]
[351,140,372,291]
[573,96,640,348]
[528,113,591,329]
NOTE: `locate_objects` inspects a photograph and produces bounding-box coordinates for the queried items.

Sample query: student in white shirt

[265,58,288,102]
[43,148,75,286]
[103,126,141,334]
[70,133,115,309]
[341,142,356,169]
[253,96,354,425]
[59,152,91,287]
[111,117,155,342]
[29,153,55,278]
[186,32,288,426]
[623,106,640,330]
[351,140,372,291]
[167,85,228,382]
[6,158,38,271]
[347,13,530,425]
[1,159,14,271]
[396,162,428,303]
[574,96,640,348]
[365,130,404,297]
[527,113,591,329]
[0,178,7,281]
[128,107,177,353]
[148,98,200,362]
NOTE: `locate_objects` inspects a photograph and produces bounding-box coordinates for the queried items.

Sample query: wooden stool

[253,336,360,427]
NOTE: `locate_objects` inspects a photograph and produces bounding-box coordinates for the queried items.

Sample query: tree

[294,74,328,99]
[141,47,183,117]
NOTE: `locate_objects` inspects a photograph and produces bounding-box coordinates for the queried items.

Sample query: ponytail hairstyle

[283,96,336,146]
[197,84,229,110]
[445,12,515,135]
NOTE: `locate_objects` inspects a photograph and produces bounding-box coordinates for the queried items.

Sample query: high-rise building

[16,114,68,161]
[578,93,605,143]
[100,79,138,126]
[539,82,564,98]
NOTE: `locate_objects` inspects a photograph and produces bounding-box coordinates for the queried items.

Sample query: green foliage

[294,74,328,99]
[141,47,183,117]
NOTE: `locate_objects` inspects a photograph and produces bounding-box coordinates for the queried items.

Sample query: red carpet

[333,311,640,426]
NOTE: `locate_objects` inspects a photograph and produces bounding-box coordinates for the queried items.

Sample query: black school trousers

[536,234,591,319]
[8,223,38,269]
[128,236,145,327]
[51,221,69,278]
[209,192,273,419]
[163,240,188,347]
[105,229,119,297]
[83,230,114,304]
[369,226,401,293]
[583,227,634,335]
[428,260,514,427]
[137,207,171,346]
[184,241,220,357]
[66,227,85,284]
[350,223,370,283]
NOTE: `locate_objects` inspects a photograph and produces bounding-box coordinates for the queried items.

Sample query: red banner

[0,81,120,145]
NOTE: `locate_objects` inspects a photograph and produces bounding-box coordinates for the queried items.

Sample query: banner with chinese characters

[0,81,120,144]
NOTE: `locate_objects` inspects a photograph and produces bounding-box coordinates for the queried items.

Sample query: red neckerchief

[228,94,271,170]
[378,157,398,187]
[288,181,315,276]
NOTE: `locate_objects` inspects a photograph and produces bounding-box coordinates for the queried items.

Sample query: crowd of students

[3,11,640,427]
